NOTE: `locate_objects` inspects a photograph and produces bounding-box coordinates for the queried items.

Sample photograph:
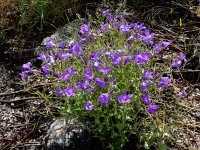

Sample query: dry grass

[0,0,16,29]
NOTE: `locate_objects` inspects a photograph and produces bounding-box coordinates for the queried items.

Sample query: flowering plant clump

[21,10,186,149]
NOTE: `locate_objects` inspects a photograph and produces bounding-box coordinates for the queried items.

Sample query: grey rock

[34,19,84,56]
[43,118,101,150]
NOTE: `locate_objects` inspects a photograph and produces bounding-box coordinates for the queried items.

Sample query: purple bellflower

[141,80,153,92]
[37,53,46,62]
[118,13,125,20]
[61,53,72,61]
[84,101,94,111]
[119,21,131,35]
[141,93,151,105]
[93,61,100,72]
[59,41,66,49]
[98,93,110,107]
[101,23,109,31]
[111,53,122,67]
[172,60,182,68]
[158,77,171,87]
[76,81,91,92]
[177,91,185,98]
[117,92,132,104]
[22,62,32,71]
[66,67,77,76]
[102,9,110,15]
[56,86,63,95]
[178,52,187,62]
[46,39,55,49]
[84,67,93,82]
[95,77,106,87]
[153,44,162,53]
[113,21,120,30]
[100,66,110,74]
[60,72,70,82]
[142,69,153,79]
[20,71,29,80]
[108,14,114,23]
[71,43,83,56]
[55,50,62,60]
[148,104,159,114]
[63,85,75,97]
[172,52,187,68]
[134,52,152,65]
[47,55,55,65]
[41,64,50,76]
[80,23,90,35]
[161,40,172,48]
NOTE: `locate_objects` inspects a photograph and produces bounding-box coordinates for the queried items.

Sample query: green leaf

[157,138,167,150]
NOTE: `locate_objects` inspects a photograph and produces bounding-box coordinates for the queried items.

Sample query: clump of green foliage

[21,7,188,149]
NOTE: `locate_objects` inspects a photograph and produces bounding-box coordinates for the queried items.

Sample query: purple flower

[161,40,172,48]
[177,91,185,98]
[71,43,83,55]
[37,53,46,62]
[80,23,90,35]
[98,93,110,106]
[111,53,122,67]
[141,80,153,92]
[68,41,75,49]
[178,52,187,62]
[142,70,153,79]
[46,39,55,48]
[55,50,62,60]
[47,55,55,65]
[41,64,50,76]
[134,52,152,65]
[20,71,29,80]
[158,77,171,87]
[108,86,116,94]
[100,66,110,74]
[90,51,101,61]
[61,53,72,61]
[122,55,134,64]
[119,22,130,34]
[95,77,106,87]
[148,104,159,114]
[76,81,91,92]
[60,73,70,82]
[133,22,146,32]
[84,67,93,82]
[172,60,182,68]
[102,9,110,15]
[141,93,151,105]
[22,62,32,71]
[117,92,132,104]
[142,33,154,45]
[101,23,109,31]
[84,101,93,111]
[53,72,60,78]
[118,13,125,20]
[108,14,114,23]
[66,67,77,76]
[153,44,162,53]
[113,21,119,29]
[63,85,75,97]
[104,52,111,57]
[59,41,66,49]
[56,86,63,95]
[93,61,100,72]
[128,34,135,41]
